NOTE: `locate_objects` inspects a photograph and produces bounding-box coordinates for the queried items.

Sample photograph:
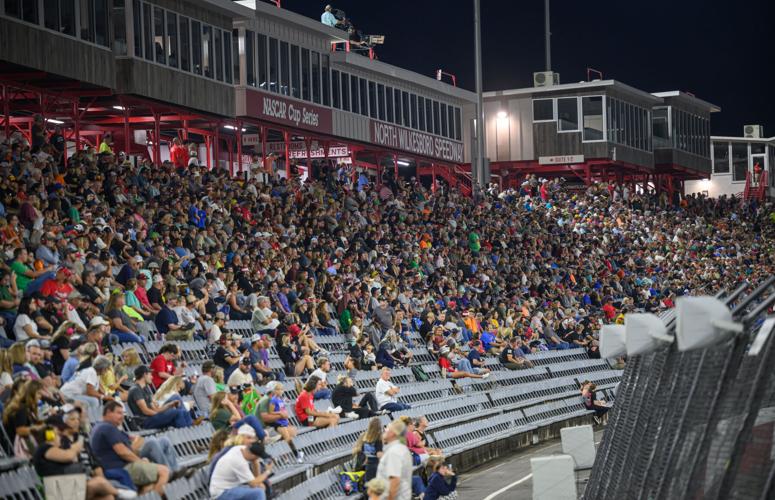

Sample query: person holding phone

[127,366,194,429]
[33,411,120,499]
[423,462,458,500]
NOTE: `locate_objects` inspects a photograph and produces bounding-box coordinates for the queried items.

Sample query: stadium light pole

[473,0,486,191]
[545,0,551,71]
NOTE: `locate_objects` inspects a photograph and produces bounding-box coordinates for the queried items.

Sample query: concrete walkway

[456,430,604,499]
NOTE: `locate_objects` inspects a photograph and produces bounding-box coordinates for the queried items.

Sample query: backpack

[339,470,365,495]
[412,365,430,382]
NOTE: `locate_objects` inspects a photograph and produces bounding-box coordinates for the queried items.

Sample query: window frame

[532,98,555,122]
[556,97,580,133]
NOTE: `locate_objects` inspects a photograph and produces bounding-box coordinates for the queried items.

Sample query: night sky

[286,0,774,137]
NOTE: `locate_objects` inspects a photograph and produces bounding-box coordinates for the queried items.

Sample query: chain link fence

[585,284,775,500]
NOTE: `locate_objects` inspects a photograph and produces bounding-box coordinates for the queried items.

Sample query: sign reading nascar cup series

[245,90,333,134]
[371,121,464,163]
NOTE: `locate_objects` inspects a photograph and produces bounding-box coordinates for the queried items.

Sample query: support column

[182,120,189,141]
[305,138,313,181]
[260,126,267,160]
[236,121,243,179]
[584,164,592,186]
[393,154,399,180]
[152,113,161,165]
[227,138,234,177]
[283,131,291,179]
[205,136,212,170]
[214,124,221,171]
[123,106,131,157]
[2,85,10,141]
[432,163,437,193]
[349,149,357,186]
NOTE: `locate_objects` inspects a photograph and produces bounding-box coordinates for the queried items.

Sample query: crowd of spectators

[0,123,773,499]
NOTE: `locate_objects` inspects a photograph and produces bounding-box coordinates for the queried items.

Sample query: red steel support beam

[214,124,221,171]
[236,120,243,179]
[205,136,212,170]
[283,131,291,179]
[305,137,312,181]
[227,138,234,177]
[152,113,161,165]
[2,85,10,140]
[393,154,399,181]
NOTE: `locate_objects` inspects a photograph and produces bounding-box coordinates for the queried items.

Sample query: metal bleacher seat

[137,320,159,340]
[156,423,214,469]
[265,440,313,482]
[177,340,209,361]
[275,468,349,500]
[0,464,44,499]
[291,415,391,466]
[391,393,491,429]
[429,411,533,454]
[395,379,454,405]
[226,320,253,337]
[525,347,589,365]
[409,346,436,364]
[545,358,611,378]
[490,367,547,386]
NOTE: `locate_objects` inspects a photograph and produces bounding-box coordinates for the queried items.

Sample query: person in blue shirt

[320,5,341,28]
[423,462,458,500]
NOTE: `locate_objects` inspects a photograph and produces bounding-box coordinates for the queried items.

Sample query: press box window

[533,99,554,121]
[557,97,579,132]
[582,96,604,141]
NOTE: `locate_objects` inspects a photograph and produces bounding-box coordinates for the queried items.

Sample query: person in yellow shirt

[98,132,114,155]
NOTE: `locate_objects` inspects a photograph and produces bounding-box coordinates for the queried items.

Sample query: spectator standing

[353,417,384,483]
[376,420,413,500]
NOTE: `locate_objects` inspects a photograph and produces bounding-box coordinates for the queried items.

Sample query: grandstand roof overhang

[483,80,663,106]
[651,91,720,113]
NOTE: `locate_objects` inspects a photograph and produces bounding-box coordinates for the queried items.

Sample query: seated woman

[210,389,267,440]
[331,374,381,420]
[33,417,120,500]
[423,462,458,500]
[104,293,143,344]
[277,334,314,377]
[582,382,610,423]
[294,375,340,428]
[256,382,300,456]
[438,347,489,380]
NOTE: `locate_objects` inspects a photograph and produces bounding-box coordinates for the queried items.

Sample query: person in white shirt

[208,312,227,344]
[307,357,333,400]
[60,355,112,414]
[375,368,411,412]
[209,442,273,500]
[376,420,413,500]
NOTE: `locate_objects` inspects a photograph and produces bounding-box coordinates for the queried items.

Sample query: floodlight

[625,313,673,356]
[675,296,741,352]
[599,324,626,359]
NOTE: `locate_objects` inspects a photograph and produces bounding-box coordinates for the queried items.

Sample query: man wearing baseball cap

[209,440,273,500]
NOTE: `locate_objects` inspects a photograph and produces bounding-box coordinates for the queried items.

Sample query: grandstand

[1,1,774,500]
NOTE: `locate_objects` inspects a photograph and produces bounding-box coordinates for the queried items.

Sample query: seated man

[209,441,273,500]
[227,356,256,388]
[500,337,535,370]
[128,366,194,429]
[375,368,411,412]
[438,347,489,380]
[251,296,280,334]
[90,401,173,495]
[155,294,194,341]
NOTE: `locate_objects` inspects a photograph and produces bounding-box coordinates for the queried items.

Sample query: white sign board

[538,155,585,165]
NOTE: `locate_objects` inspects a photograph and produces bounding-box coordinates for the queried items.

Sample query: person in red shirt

[602,298,617,322]
[169,138,189,168]
[39,267,75,302]
[437,347,489,380]
[294,375,339,428]
[134,274,152,310]
[150,343,183,388]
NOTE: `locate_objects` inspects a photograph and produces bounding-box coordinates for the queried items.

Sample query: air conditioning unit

[533,71,560,87]
[744,125,763,138]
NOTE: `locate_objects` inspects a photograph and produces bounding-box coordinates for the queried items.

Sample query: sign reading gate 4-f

[242,88,333,134]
